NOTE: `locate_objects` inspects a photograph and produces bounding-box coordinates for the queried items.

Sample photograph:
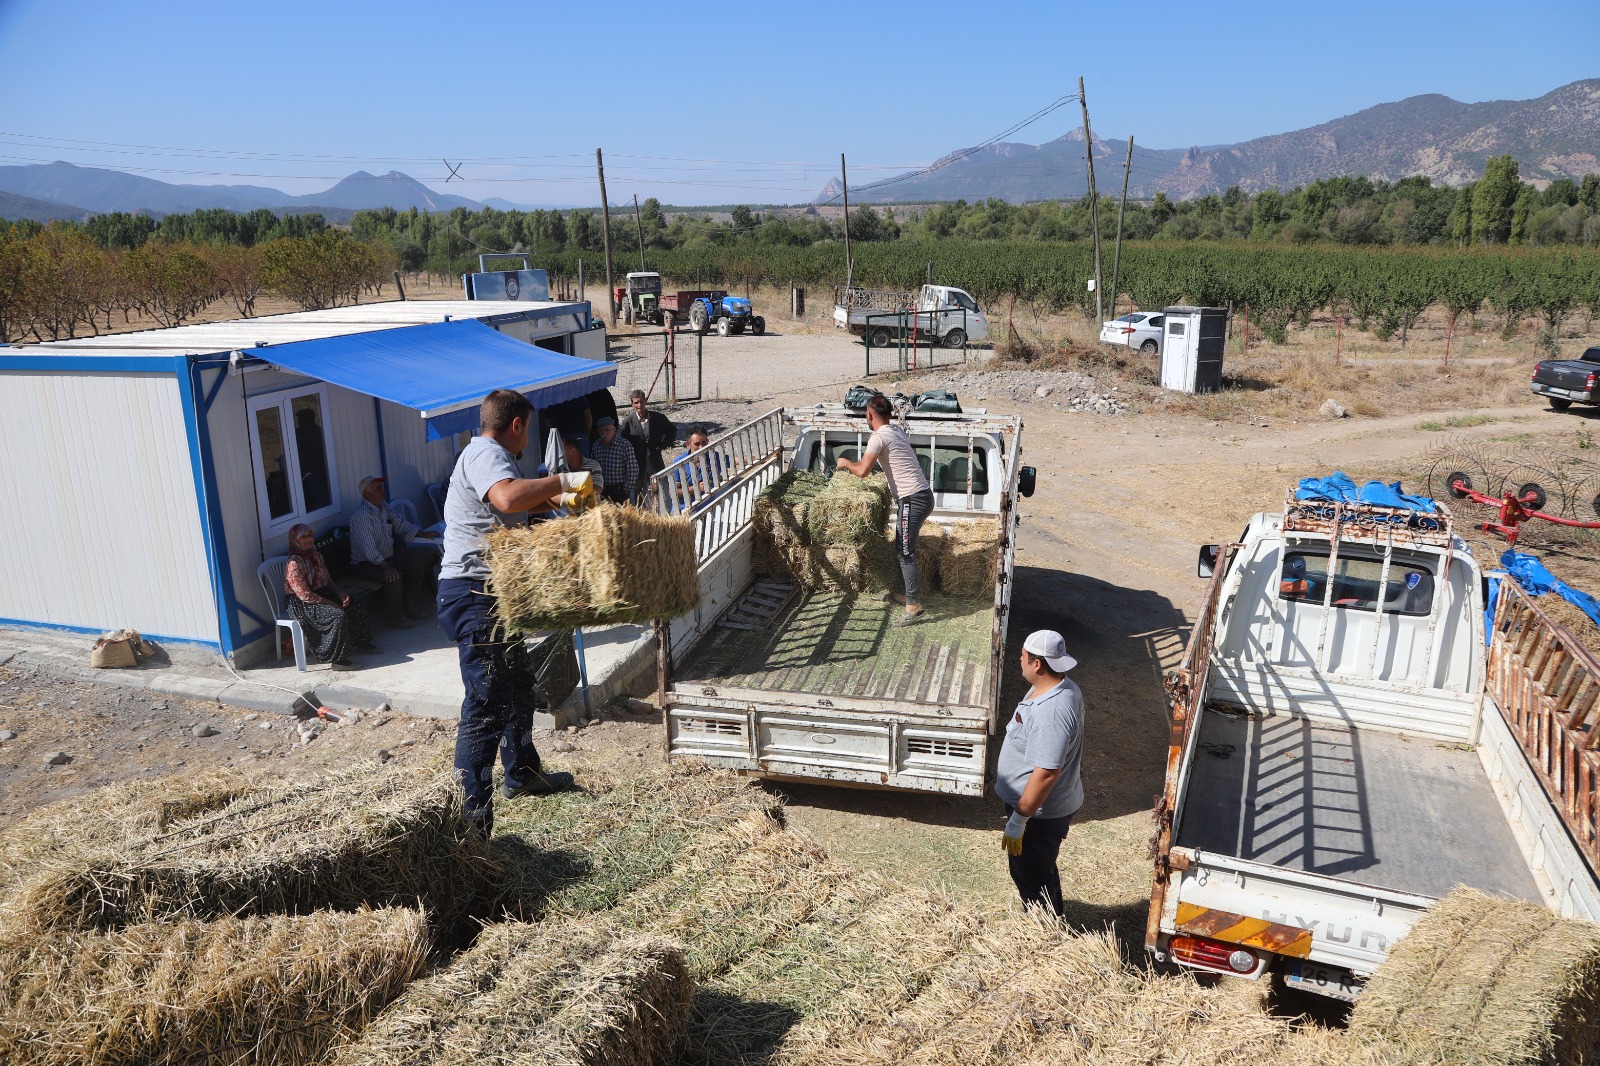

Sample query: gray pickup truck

[1531,345,1600,411]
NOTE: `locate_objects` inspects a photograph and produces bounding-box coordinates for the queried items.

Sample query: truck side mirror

[1198,544,1221,579]
[1018,466,1037,497]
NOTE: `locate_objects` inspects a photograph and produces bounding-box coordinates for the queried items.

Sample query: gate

[606,328,703,404]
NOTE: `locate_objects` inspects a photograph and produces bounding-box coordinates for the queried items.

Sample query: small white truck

[833,285,989,350]
[642,403,1033,794]
[1147,485,1600,1000]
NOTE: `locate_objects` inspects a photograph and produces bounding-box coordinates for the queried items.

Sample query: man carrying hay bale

[995,631,1085,917]
[439,389,587,835]
[835,392,934,626]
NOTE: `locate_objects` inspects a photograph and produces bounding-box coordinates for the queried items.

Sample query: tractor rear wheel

[690,304,710,334]
[623,303,634,326]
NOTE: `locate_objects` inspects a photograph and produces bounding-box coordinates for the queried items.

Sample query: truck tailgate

[1534,361,1596,391]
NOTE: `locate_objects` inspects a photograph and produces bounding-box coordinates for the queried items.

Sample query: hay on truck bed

[754,472,897,593]
[486,505,699,633]
[0,906,430,1066]
[9,764,498,937]
[1348,887,1600,1066]
[937,517,998,598]
[324,921,692,1066]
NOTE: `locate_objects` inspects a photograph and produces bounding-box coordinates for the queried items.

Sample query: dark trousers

[1004,804,1073,916]
[896,488,935,604]
[353,544,438,623]
[438,577,541,835]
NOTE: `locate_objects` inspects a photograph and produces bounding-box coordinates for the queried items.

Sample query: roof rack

[1281,489,1455,549]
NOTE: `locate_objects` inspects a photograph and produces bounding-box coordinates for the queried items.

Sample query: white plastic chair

[257,555,308,672]
[392,498,420,528]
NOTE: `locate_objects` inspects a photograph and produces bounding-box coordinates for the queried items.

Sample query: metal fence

[862,308,972,377]
[605,328,703,404]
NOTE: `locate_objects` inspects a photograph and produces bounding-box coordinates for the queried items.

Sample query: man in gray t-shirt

[995,629,1085,915]
[437,389,577,836]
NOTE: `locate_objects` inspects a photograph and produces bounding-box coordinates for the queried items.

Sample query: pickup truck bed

[1177,708,1541,902]
[674,589,994,711]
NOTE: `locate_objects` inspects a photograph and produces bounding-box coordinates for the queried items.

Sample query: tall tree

[1450,185,1473,247]
[1471,155,1519,244]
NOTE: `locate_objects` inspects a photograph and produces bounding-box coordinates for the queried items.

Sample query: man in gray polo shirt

[995,630,1085,915]
[438,389,581,836]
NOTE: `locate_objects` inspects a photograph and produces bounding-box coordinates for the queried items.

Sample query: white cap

[1023,630,1077,674]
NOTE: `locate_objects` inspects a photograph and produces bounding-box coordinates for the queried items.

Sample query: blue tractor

[687,291,766,337]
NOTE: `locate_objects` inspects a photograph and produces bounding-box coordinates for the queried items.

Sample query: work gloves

[557,471,597,510]
[1001,810,1029,856]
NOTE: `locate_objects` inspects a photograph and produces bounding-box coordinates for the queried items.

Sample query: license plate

[1538,385,1585,398]
[1284,959,1364,1001]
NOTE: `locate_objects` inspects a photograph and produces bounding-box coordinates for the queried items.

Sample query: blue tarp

[253,319,616,440]
[1295,471,1438,513]
[1501,550,1600,629]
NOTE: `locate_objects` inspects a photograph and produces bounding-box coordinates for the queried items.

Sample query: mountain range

[827,79,1600,204]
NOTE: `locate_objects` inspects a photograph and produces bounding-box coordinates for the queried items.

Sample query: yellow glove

[1001,811,1029,856]
[560,471,594,495]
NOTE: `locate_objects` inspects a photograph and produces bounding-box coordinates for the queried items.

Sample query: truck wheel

[943,328,967,349]
[869,326,893,348]
[1141,339,1159,356]
[716,317,732,337]
[751,315,766,336]
[1549,398,1573,411]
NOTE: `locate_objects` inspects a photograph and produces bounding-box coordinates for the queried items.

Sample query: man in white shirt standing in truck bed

[835,392,934,627]
[995,630,1086,916]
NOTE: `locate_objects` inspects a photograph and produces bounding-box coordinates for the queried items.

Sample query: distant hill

[0,190,95,223]
[828,79,1600,203]
[0,162,486,220]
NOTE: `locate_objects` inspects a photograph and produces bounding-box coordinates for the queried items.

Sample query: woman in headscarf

[283,523,374,669]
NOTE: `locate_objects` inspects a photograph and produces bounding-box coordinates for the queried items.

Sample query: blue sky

[1,0,1595,207]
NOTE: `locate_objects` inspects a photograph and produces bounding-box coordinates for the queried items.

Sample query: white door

[1160,317,1194,390]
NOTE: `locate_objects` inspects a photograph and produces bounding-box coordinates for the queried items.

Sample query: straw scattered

[486,505,700,632]
[9,764,497,935]
[324,921,693,1066]
[0,906,430,1066]
[1348,887,1600,1065]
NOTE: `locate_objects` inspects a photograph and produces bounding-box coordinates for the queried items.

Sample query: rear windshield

[1582,347,1600,363]
[1278,550,1434,616]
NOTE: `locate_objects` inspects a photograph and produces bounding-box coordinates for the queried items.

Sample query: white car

[1099,311,1164,356]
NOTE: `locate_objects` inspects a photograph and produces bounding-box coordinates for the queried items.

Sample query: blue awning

[252,318,616,440]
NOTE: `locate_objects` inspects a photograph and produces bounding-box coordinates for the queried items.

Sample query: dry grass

[939,518,998,597]
[0,907,430,1066]
[324,921,693,1066]
[486,505,700,632]
[5,764,497,936]
[1349,888,1600,1065]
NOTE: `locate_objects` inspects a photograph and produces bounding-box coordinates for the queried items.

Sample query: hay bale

[11,764,497,935]
[325,922,692,1066]
[913,523,947,592]
[806,473,891,546]
[0,906,429,1066]
[487,505,699,632]
[939,519,998,598]
[806,543,896,594]
[1348,887,1600,1065]
[753,472,830,580]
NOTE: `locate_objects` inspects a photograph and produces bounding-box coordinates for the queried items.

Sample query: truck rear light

[1587,372,1596,390]
[1532,367,1540,380]
[1169,935,1259,974]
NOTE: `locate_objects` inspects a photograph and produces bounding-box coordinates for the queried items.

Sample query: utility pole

[596,148,616,329]
[840,153,853,290]
[1108,136,1133,324]
[632,193,646,271]
[1079,76,1103,323]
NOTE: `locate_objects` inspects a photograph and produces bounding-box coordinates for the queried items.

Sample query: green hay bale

[487,505,700,632]
[753,472,830,579]
[493,766,783,918]
[806,474,891,547]
[805,542,896,594]
[1348,887,1600,1065]
[325,921,692,1066]
[939,519,998,598]
[0,907,430,1066]
[10,765,498,936]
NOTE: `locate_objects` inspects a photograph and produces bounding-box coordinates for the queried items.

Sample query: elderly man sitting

[350,475,440,629]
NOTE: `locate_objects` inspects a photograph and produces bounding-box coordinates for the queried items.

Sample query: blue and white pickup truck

[1531,345,1600,411]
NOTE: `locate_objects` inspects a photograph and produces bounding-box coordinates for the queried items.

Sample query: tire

[1140,339,1159,356]
[622,303,634,326]
[690,303,710,335]
[869,326,893,349]
[1517,483,1548,511]
[751,315,766,336]
[716,317,732,337]
[1549,397,1573,411]
[943,328,967,350]
[1446,471,1473,498]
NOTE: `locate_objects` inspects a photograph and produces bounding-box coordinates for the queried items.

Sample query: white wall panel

[0,371,216,643]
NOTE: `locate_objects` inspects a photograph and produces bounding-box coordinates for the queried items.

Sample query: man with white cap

[995,630,1085,916]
